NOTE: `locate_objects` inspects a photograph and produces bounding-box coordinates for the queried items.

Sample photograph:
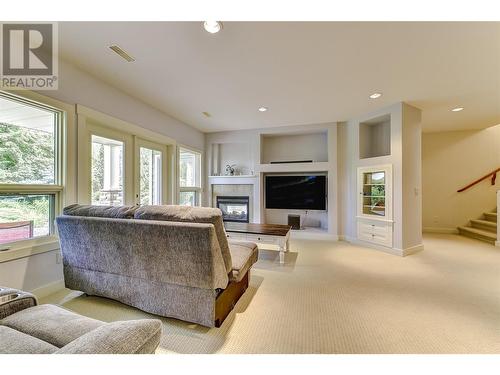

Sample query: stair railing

[457,167,500,193]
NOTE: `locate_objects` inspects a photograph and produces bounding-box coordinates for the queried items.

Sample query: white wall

[401,105,422,248]
[0,250,63,296]
[261,132,328,163]
[38,60,204,150]
[422,124,500,232]
[215,142,253,175]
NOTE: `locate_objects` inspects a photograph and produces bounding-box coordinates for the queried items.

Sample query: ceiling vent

[109,45,135,62]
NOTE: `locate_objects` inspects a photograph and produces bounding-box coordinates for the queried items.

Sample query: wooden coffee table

[224,222,291,264]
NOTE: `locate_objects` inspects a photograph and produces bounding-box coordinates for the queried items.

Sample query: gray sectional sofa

[56,204,258,327]
[0,287,162,354]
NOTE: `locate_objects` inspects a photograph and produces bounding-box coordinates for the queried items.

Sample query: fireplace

[216,196,250,223]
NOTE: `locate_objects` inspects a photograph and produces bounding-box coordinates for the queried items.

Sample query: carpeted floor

[41,234,500,354]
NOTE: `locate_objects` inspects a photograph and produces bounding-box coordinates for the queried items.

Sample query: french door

[134,139,168,205]
[79,122,172,206]
[83,123,134,206]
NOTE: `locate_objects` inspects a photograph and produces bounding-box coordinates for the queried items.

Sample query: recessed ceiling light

[369,92,382,99]
[203,21,223,34]
[451,107,464,112]
[258,106,268,112]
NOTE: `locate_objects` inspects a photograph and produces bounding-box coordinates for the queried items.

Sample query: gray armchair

[0,287,162,354]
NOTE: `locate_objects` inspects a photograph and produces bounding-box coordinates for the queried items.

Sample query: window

[91,135,124,206]
[0,194,55,244]
[0,92,62,245]
[179,147,201,206]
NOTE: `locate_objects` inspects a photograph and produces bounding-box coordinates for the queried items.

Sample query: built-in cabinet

[205,125,337,237]
[357,165,393,248]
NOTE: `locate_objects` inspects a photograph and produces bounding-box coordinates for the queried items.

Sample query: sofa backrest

[134,205,232,273]
[56,216,229,290]
[63,204,139,219]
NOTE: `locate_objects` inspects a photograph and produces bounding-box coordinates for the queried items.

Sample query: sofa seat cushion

[55,319,162,354]
[134,205,233,273]
[0,326,57,354]
[228,241,258,282]
[1,304,104,348]
[63,204,138,219]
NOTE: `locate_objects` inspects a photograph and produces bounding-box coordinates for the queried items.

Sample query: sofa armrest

[0,287,38,320]
[54,319,162,354]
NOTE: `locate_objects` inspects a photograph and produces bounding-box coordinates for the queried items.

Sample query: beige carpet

[41,234,500,354]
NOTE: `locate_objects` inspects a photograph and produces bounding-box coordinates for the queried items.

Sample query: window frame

[177,145,203,207]
[0,90,65,251]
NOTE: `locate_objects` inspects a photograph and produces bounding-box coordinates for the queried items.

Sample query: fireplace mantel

[208,175,257,185]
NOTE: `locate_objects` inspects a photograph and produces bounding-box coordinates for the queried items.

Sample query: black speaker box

[288,214,301,230]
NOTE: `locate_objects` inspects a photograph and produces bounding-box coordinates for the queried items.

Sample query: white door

[135,138,168,205]
[80,122,134,206]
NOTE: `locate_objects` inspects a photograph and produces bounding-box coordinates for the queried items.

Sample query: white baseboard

[401,244,424,256]
[30,279,65,299]
[423,227,459,234]
[342,236,423,257]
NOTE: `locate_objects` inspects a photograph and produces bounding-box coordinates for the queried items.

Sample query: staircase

[458,208,497,245]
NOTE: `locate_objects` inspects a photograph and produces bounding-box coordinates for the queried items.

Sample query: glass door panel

[91,135,124,206]
[362,171,386,217]
[179,191,196,206]
[135,139,166,206]
[139,147,162,205]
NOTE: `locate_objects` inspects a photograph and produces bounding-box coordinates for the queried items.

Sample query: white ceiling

[58,22,500,133]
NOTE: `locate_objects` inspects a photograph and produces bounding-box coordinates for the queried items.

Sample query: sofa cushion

[63,204,138,219]
[55,319,162,354]
[134,205,232,273]
[1,304,104,348]
[228,241,258,282]
[0,326,57,354]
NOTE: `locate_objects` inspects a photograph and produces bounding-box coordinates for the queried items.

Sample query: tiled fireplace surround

[212,184,254,222]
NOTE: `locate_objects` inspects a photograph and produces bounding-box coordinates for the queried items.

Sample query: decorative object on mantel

[225,164,236,176]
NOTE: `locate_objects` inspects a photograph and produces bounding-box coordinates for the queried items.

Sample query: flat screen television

[265,175,327,210]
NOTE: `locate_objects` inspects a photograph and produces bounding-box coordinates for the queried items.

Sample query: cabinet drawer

[359,231,391,246]
[357,220,392,247]
[358,221,389,234]
[226,232,246,241]
[246,234,277,244]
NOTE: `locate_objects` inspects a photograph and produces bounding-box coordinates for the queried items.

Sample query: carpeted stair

[458,208,497,245]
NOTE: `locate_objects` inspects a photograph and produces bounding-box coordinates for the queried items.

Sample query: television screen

[265,175,327,210]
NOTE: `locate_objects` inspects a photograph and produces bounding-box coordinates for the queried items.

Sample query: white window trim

[0,90,74,261]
